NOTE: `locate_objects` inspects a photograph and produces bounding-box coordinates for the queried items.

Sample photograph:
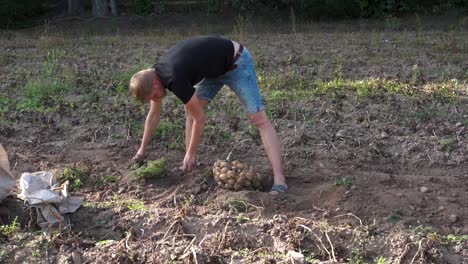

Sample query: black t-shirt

[154,36,234,104]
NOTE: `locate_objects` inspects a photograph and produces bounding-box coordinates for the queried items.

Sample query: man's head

[129,68,166,101]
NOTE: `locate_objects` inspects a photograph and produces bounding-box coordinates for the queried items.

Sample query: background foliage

[1,0,467,28]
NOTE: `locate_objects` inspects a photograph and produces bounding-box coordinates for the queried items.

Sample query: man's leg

[220,47,287,194]
[249,110,287,193]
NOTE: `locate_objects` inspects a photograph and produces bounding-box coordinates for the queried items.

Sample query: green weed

[95,239,116,246]
[257,250,287,260]
[304,253,318,263]
[131,121,144,136]
[410,225,441,241]
[411,109,445,122]
[446,234,468,244]
[17,81,66,111]
[0,96,11,115]
[154,120,184,149]
[17,49,67,111]
[57,167,85,191]
[335,176,352,187]
[32,249,41,258]
[375,256,386,264]
[385,212,401,223]
[225,198,249,213]
[349,249,365,264]
[0,217,20,238]
[439,137,457,151]
[127,200,145,211]
[96,175,117,187]
[0,249,8,262]
[235,214,251,223]
[111,67,144,94]
[154,120,183,139]
[260,74,463,101]
[423,79,459,101]
[0,53,7,66]
[134,158,167,180]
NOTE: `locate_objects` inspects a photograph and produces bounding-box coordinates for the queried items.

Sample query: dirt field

[0,14,467,263]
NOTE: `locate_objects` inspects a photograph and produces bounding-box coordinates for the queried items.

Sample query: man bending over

[129,36,287,194]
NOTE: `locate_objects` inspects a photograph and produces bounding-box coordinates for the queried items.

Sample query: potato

[246,171,255,181]
[237,175,246,184]
[213,159,262,191]
[219,173,227,181]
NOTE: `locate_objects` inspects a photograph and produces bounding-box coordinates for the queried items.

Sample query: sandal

[269,185,288,194]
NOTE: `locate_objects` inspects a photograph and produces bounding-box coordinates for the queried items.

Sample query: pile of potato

[212,160,263,191]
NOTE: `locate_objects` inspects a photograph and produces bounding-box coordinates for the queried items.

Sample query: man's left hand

[181,153,197,172]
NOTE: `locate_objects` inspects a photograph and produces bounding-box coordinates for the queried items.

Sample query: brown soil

[0,16,467,264]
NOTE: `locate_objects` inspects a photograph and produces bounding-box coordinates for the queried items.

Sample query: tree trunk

[92,0,108,17]
[110,0,118,16]
[67,0,82,15]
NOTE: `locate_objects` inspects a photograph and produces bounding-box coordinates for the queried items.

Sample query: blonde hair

[129,68,156,101]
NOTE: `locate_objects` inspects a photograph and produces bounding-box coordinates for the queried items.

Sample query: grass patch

[0,96,11,116]
[154,120,184,150]
[17,49,67,112]
[134,158,167,180]
[259,74,465,102]
[17,81,67,111]
[155,120,183,139]
[411,109,448,122]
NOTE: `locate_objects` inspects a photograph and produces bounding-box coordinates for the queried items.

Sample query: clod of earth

[134,158,167,180]
[212,160,264,191]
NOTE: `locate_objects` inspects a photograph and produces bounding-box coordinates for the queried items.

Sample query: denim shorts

[194,47,265,114]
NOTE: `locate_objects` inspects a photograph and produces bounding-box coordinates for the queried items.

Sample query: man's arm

[134,98,163,159]
[181,95,206,172]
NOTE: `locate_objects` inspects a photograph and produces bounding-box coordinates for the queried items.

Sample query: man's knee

[249,111,269,128]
